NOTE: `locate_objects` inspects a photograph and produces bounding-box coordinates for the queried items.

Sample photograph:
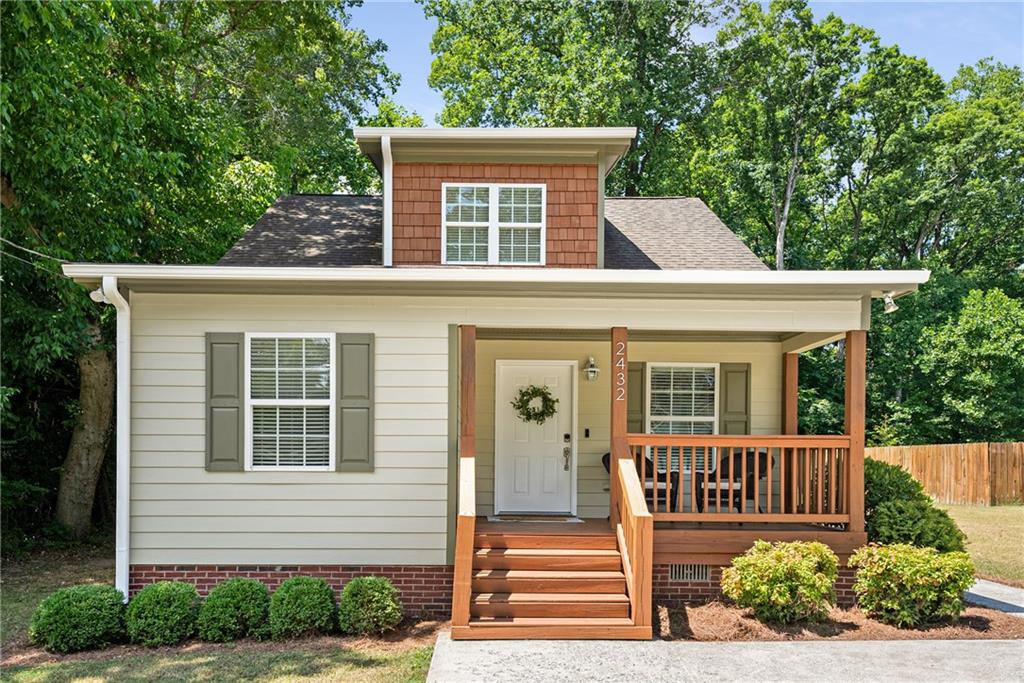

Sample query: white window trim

[244,332,336,472]
[440,182,547,266]
[644,362,720,474]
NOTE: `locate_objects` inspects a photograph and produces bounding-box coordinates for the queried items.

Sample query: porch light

[584,356,600,382]
[883,291,899,314]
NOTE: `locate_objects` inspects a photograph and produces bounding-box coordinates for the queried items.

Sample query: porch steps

[471,592,629,618]
[473,548,623,571]
[472,569,626,594]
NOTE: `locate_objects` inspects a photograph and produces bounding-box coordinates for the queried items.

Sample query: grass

[941,504,1024,586]
[1,547,436,682]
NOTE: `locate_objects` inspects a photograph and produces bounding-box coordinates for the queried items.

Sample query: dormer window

[442,183,546,265]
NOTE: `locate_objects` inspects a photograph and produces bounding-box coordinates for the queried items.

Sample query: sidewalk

[428,633,1024,683]
[966,579,1024,617]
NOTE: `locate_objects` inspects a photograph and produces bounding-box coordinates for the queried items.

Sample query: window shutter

[627,361,645,434]
[719,363,751,435]
[205,332,244,471]
[336,333,375,471]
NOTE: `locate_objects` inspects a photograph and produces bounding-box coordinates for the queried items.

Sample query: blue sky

[349,1,1024,126]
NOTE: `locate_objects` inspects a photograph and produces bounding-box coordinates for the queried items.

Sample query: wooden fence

[866,442,1024,506]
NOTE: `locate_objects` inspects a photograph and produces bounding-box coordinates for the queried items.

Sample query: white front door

[495,361,576,514]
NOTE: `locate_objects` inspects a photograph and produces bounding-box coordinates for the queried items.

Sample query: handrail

[451,457,476,627]
[614,453,653,632]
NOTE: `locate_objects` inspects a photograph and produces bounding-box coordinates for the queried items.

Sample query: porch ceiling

[476,328,807,343]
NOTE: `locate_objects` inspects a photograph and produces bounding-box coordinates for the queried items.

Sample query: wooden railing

[612,453,653,631]
[624,434,853,525]
[451,457,476,627]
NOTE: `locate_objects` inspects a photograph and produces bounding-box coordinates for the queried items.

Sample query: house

[63,127,929,640]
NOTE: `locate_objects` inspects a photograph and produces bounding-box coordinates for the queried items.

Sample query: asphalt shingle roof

[219,194,767,271]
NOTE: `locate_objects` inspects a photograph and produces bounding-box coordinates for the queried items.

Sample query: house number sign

[614,339,626,402]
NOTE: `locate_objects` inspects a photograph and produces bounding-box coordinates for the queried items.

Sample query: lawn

[942,504,1024,586]
[1,547,437,682]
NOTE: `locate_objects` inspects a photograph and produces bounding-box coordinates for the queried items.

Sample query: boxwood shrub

[850,544,975,627]
[338,576,404,635]
[29,584,125,653]
[721,540,839,623]
[864,457,928,517]
[126,581,201,646]
[867,499,966,552]
[197,578,270,642]
[269,577,336,639]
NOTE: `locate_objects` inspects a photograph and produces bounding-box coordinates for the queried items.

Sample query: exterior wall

[474,339,783,518]
[391,162,599,267]
[130,565,452,617]
[652,565,856,607]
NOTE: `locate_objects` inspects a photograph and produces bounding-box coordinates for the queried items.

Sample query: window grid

[647,364,718,472]
[442,183,545,265]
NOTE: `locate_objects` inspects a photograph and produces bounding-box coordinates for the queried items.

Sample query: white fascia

[382,134,393,267]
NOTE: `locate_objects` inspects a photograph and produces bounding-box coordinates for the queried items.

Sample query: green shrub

[126,581,201,646]
[721,540,838,623]
[867,499,966,552]
[338,576,404,635]
[197,578,270,642]
[850,544,975,627]
[269,577,336,639]
[29,584,125,653]
[864,457,928,518]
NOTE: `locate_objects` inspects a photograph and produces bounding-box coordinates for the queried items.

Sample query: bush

[338,577,404,635]
[850,544,975,627]
[126,581,200,646]
[29,584,125,653]
[197,578,270,642]
[867,499,966,552]
[269,577,336,639]
[721,540,838,623]
[864,457,928,518]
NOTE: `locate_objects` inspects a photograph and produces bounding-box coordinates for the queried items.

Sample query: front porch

[452,324,867,640]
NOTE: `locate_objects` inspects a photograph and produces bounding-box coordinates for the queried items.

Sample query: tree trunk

[55,339,115,539]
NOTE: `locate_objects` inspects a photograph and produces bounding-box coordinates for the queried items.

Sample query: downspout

[100,276,131,599]
[382,134,393,267]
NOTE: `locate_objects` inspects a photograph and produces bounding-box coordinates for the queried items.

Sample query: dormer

[354,127,635,268]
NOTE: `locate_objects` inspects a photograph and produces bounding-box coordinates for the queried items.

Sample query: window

[442,183,545,265]
[646,364,718,472]
[246,334,334,470]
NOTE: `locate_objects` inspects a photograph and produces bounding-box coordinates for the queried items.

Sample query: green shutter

[205,332,244,471]
[719,362,751,435]
[627,361,646,434]
[336,333,375,471]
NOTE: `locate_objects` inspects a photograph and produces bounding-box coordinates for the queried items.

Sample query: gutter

[99,276,131,599]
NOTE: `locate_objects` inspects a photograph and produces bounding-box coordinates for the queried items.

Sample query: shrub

[864,457,928,518]
[850,544,975,627]
[126,581,200,646]
[269,577,336,639]
[197,578,270,642]
[721,540,838,623]
[867,499,966,552]
[29,584,125,653]
[338,576,404,635]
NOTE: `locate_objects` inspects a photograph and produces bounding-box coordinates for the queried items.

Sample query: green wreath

[511,385,559,425]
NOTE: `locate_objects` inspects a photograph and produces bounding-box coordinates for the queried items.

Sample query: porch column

[610,326,628,526]
[452,325,476,627]
[844,330,866,533]
[459,325,476,460]
[782,352,799,434]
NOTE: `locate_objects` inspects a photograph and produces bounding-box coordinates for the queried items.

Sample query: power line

[0,248,71,280]
[0,236,68,263]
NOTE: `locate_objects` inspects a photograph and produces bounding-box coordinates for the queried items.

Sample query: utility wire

[0,236,68,263]
[0,248,71,280]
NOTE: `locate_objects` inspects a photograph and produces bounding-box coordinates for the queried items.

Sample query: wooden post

[782,352,799,435]
[451,325,476,628]
[459,325,476,459]
[845,330,866,533]
[610,326,628,527]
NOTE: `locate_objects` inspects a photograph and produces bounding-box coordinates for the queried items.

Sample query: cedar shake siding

[392,162,599,267]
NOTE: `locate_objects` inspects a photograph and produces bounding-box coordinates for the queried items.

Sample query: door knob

[563,446,571,471]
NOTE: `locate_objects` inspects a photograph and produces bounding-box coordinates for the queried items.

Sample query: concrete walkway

[966,579,1024,617]
[427,633,1024,683]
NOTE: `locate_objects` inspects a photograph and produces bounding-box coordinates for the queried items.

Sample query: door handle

[563,446,571,471]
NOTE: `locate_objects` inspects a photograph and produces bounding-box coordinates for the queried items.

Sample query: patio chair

[695,447,773,513]
[601,451,680,513]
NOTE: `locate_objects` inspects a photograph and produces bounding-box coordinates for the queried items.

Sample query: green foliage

[269,577,336,639]
[868,500,966,552]
[864,457,928,517]
[337,577,404,635]
[29,584,125,653]
[126,582,201,647]
[720,540,838,623]
[850,544,975,627]
[197,578,271,643]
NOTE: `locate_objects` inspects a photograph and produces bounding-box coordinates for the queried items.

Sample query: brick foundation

[652,565,857,607]
[130,565,454,618]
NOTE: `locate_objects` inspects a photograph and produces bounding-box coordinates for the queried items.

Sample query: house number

[614,340,626,401]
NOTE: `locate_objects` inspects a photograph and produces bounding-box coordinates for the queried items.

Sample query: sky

[349,1,1024,126]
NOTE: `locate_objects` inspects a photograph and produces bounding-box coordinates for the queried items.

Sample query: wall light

[883,291,899,314]
[584,356,600,382]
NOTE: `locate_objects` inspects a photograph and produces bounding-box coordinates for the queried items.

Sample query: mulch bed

[657,602,1024,641]
[0,619,446,669]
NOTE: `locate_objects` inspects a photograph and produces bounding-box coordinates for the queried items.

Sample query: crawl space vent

[669,563,710,582]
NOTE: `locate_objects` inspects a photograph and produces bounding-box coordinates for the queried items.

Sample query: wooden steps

[453,521,648,640]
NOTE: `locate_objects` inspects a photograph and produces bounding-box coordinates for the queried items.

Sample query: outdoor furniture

[695,447,773,513]
[601,452,680,512]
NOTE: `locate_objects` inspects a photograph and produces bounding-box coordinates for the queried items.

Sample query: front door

[494,361,575,514]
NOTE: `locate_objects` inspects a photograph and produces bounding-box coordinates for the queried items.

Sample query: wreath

[511,385,559,425]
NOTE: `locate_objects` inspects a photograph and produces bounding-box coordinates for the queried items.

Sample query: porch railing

[611,452,653,631]
[624,434,852,525]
